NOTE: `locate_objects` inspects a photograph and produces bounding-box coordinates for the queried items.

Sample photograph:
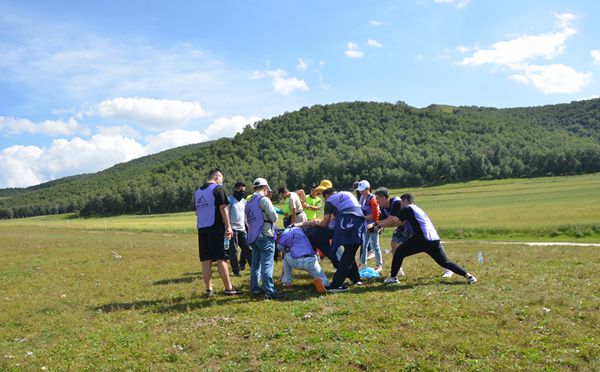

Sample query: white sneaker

[442,269,454,278]
[398,268,405,277]
[384,276,399,284]
[466,274,477,284]
[374,265,382,274]
[367,252,375,260]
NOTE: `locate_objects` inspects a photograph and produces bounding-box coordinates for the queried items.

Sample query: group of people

[194,168,477,299]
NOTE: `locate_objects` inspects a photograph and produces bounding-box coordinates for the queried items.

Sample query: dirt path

[444,241,600,247]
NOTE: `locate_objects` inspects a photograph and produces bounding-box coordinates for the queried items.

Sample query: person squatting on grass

[227,181,252,276]
[275,226,329,293]
[246,178,281,300]
[194,168,243,297]
[374,187,453,278]
[368,191,477,285]
[295,188,365,292]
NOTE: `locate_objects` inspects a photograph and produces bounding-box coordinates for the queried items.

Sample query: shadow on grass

[152,276,199,285]
[351,279,468,294]
[94,273,470,314]
[93,294,240,314]
[92,282,321,314]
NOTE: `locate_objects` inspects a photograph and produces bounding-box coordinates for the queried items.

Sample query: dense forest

[1,99,599,218]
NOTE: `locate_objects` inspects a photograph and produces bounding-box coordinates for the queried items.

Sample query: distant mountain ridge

[1,99,599,218]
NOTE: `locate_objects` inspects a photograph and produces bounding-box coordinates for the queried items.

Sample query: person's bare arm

[219,204,233,239]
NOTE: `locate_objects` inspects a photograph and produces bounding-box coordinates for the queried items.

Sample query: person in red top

[356,180,383,273]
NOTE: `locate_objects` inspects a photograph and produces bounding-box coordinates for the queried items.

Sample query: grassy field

[2,173,599,241]
[1,174,599,370]
[0,227,598,370]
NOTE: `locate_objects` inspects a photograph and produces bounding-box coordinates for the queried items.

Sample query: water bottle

[477,251,484,264]
[224,237,230,251]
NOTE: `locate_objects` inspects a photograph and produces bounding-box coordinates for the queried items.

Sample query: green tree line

[1,99,599,218]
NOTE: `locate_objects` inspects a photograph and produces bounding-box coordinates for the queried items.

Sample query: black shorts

[197,227,226,262]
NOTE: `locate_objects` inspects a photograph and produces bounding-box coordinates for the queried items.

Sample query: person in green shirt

[304,185,322,221]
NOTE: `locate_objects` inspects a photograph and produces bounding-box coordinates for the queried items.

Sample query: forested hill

[1,99,600,218]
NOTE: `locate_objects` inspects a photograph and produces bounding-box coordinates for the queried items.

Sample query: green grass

[2,173,599,241]
[1,174,599,369]
[0,227,598,370]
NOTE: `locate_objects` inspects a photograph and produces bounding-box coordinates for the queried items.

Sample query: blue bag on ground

[359,266,380,278]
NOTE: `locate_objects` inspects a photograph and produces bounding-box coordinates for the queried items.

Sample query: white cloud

[508,63,592,94]
[0,146,45,187]
[370,20,383,26]
[251,69,309,95]
[0,110,262,187]
[367,39,384,48]
[296,58,309,71]
[0,18,244,112]
[433,0,471,8]
[576,95,599,101]
[460,14,577,66]
[144,129,208,154]
[96,97,210,130]
[456,45,470,53]
[592,49,600,64]
[95,125,141,139]
[345,42,364,58]
[0,134,145,188]
[205,115,260,139]
[0,116,89,136]
[458,13,591,94]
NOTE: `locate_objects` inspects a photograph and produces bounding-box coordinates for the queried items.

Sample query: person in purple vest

[368,192,477,285]
[374,187,455,278]
[294,188,365,293]
[246,177,281,300]
[194,168,243,297]
[275,227,329,293]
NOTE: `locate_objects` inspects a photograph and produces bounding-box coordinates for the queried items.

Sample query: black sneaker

[326,285,349,293]
[205,289,214,297]
[233,272,242,277]
[224,288,243,295]
[264,293,283,300]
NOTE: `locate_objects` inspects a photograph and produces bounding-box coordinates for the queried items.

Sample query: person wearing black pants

[294,188,365,292]
[302,226,340,269]
[369,192,477,285]
[328,244,361,289]
[227,181,252,276]
[389,238,467,278]
[229,229,252,274]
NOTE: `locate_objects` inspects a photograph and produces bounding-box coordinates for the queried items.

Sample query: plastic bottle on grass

[477,251,484,264]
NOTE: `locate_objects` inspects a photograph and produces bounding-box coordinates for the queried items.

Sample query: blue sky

[1,0,599,188]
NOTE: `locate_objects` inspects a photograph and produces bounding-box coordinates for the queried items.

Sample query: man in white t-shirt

[278,186,307,225]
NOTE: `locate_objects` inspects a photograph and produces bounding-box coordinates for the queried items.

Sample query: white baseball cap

[356,180,370,192]
[253,177,272,191]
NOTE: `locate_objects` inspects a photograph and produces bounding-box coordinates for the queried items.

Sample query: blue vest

[327,192,364,248]
[195,183,218,228]
[246,194,274,244]
[278,227,315,259]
